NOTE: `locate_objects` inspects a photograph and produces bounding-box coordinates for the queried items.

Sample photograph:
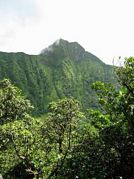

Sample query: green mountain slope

[0,39,115,114]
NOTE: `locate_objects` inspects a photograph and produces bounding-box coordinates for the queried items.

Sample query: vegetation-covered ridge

[0,57,134,178]
[0,39,115,114]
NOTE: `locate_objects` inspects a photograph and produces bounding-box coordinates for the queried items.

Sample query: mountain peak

[40,39,103,64]
[53,38,67,45]
[40,39,63,55]
[41,39,84,52]
[53,39,85,50]
[40,39,86,61]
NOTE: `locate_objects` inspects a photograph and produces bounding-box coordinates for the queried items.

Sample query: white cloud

[0,0,133,64]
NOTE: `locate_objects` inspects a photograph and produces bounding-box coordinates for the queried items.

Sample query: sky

[0,0,133,64]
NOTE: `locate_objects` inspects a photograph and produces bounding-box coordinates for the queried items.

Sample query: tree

[41,97,83,178]
[0,79,33,125]
[58,57,134,179]
[0,81,83,178]
[91,57,134,178]
[1,57,133,178]
[0,79,38,178]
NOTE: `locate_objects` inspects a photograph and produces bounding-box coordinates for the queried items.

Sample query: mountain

[0,39,116,115]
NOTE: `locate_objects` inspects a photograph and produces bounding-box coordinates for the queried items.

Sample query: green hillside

[0,39,115,115]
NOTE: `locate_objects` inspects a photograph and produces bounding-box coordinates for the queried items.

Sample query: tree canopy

[0,57,134,178]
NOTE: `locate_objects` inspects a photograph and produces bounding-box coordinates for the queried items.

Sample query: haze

[0,0,133,64]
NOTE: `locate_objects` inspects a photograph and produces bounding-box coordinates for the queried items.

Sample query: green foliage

[0,79,33,124]
[0,40,116,115]
[1,44,133,178]
[0,79,40,178]
[40,98,83,178]
[87,109,110,130]
[0,82,85,178]
[60,57,134,179]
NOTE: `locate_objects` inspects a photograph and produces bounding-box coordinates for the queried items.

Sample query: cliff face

[0,39,115,114]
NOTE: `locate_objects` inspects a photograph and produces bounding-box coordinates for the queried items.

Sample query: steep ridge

[0,39,116,115]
